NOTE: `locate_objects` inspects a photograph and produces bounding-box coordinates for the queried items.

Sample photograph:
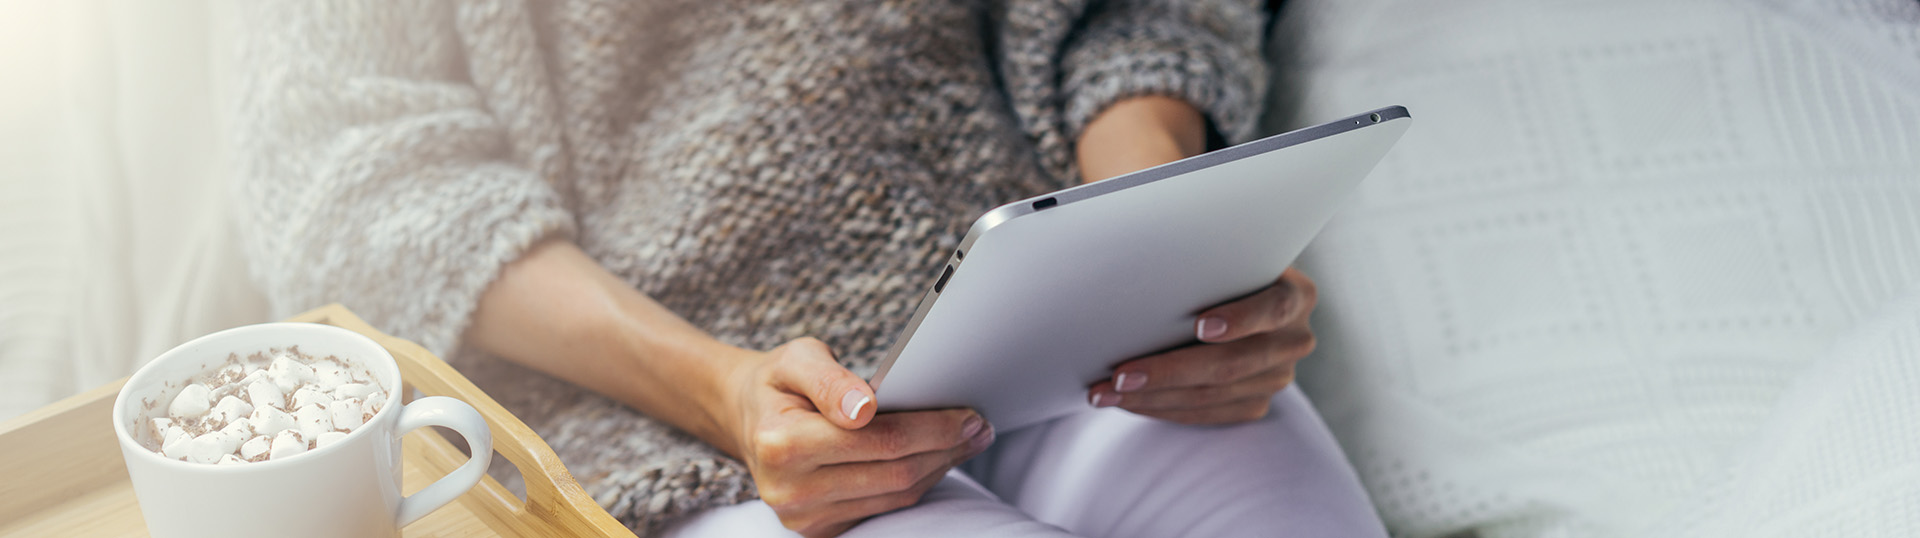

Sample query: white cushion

[1266,0,1920,536]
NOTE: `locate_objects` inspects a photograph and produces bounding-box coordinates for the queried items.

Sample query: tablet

[870,106,1411,430]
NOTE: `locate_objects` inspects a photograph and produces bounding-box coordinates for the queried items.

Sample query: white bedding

[1650,292,1920,536]
[1267,0,1920,536]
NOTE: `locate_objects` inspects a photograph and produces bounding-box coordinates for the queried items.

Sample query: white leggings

[663,387,1386,537]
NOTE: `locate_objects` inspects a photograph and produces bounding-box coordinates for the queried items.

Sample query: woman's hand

[1076,96,1319,425]
[1088,268,1317,424]
[470,242,990,536]
[719,338,994,537]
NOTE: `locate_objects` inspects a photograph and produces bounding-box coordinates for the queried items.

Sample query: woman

[233,1,1381,536]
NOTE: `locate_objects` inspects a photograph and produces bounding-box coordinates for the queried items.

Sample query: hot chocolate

[141,347,388,464]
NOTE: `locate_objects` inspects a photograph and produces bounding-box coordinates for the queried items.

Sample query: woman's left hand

[1085,268,1316,424]
[1076,95,1318,425]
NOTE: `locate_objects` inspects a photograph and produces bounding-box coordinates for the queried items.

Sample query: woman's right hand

[718,337,994,537]
[466,241,989,535]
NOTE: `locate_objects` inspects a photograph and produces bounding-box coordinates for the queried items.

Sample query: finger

[769,337,877,429]
[821,463,951,528]
[1133,397,1275,425]
[798,521,858,538]
[1105,329,1313,393]
[781,464,952,537]
[1106,368,1294,412]
[819,408,986,464]
[809,428,987,502]
[1194,267,1318,344]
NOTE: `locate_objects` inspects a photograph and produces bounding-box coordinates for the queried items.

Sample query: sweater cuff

[406,184,576,361]
[1060,0,1269,149]
[416,189,572,361]
[1063,43,1266,147]
[300,165,578,364]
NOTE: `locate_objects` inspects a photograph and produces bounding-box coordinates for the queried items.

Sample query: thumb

[771,338,875,430]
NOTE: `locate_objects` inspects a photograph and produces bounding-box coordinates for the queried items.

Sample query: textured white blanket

[1650,292,1920,536]
[1267,0,1920,536]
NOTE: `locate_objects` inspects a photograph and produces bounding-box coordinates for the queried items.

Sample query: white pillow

[1266,0,1920,536]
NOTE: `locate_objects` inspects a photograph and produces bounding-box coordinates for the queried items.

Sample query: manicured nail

[961,415,984,439]
[842,390,871,421]
[1197,317,1228,340]
[1089,391,1120,408]
[969,423,996,452]
[1114,372,1147,392]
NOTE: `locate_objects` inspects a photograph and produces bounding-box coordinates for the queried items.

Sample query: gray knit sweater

[232,0,1265,533]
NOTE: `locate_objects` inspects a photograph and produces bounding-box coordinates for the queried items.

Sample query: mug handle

[392,396,493,526]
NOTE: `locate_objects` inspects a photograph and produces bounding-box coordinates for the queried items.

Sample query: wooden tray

[0,304,635,537]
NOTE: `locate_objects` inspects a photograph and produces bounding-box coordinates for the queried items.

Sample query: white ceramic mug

[112,322,492,538]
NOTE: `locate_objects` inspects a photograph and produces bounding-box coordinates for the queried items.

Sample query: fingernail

[1114,372,1147,392]
[969,423,996,452]
[1089,391,1120,408]
[1197,317,1228,340]
[842,390,871,421]
[961,415,984,439]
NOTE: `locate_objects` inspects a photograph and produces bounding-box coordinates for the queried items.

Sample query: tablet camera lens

[1369,113,1382,123]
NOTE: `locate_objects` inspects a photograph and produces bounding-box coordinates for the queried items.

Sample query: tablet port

[1031,197,1058,211]
[933,264,954,293]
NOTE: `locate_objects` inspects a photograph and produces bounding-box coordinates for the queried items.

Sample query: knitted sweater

[231,0,1266,533]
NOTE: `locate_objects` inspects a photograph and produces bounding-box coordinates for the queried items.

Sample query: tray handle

[291,304,635,537]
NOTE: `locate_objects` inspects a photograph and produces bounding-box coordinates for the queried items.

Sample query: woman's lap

[660,386,1385,538]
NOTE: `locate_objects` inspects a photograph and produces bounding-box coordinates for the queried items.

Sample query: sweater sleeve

[231,1,575,359]
[992,0,1268,182]
[1060,0,1270,146]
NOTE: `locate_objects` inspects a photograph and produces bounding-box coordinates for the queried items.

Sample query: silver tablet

[870,106,1412,430]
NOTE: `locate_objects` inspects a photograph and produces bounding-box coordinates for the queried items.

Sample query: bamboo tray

[0,304,635,537]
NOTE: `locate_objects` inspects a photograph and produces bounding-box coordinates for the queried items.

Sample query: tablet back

[871,106,1411,430]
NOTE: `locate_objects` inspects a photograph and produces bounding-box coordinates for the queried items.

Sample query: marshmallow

[184,433,234,464]
[333,383,375,400]
[268,354,314,393]
[215,362,249,388]
[217,454,247,465]
[364,391,387,416]
[292,386,332,409]
[315,431,348,449]
[329,398,364,431]
[219,417,254,440]
[149,417,174,445]
[294,404,333,441]
[247,379,285,410]
[208,396,254,427]
[240,435,271,460]
[168,383,211,419]
[214,369,268,400]
[250,405,297,436]
[161,427,193,460]
[311,361,354,388]
[239,368,268,386]
[181,418,254,464]
[269,430,306,460]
